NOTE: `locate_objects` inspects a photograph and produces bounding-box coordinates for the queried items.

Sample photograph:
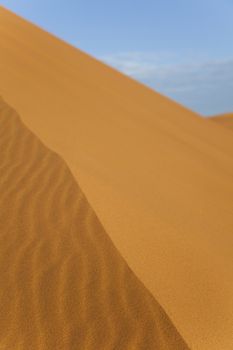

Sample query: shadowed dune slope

[0,98,188,350]
[211,113,233,131]
[0,6,233,349]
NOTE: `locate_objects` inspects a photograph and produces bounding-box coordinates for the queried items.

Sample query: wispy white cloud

[101,51,180,78]
[100,52,233,115]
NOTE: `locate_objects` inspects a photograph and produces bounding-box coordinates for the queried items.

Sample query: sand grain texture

[0,6,233,349]
[0,98,188,349]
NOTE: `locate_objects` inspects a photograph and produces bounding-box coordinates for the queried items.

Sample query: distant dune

[0,6,233,350]
[211,113,233,131]
[0,97,188,349]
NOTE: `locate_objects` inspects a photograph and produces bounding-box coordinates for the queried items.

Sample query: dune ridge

[1,6,233,349]
[0,97,188,349]
[211,113,233,131]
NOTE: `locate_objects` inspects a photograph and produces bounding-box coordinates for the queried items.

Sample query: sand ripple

[0,98,188,349]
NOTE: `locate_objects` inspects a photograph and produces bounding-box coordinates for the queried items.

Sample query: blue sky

[2,0,233,115]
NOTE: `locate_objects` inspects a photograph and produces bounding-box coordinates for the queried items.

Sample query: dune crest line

[211,114,233,131]
[1,6,233,349]
[0,98,188,349]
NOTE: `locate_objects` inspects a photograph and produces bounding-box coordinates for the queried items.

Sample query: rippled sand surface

[0,98,188,349]
[1,6,233,349]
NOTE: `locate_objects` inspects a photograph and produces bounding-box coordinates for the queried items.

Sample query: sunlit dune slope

[0,6,233,350]
[0,97,188,349]
[211,113,233,131]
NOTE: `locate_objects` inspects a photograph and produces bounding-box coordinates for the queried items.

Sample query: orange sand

[0,97,188,349]
[211,113,233,131]
[0,6,233,349]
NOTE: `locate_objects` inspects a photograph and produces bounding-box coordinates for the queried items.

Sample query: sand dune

[0,97,188,349]
[211,113,233,131]
[0,6,233,349]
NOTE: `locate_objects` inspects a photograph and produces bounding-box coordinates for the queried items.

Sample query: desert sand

[211,113,233,131]
[0,97,188,349]
[0,6,233,350]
